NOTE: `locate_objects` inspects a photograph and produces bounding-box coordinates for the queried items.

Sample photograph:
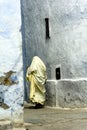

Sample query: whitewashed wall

[21,0,87,108]
[0,0,24,124]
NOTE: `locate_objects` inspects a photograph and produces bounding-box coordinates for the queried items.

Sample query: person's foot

[35,103,44,109]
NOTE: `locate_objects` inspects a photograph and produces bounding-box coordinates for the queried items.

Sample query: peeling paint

[0,71,18,86]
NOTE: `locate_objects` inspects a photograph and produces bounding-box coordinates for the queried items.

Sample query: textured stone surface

[45,80,57,107]
[24,104,87,130]
[0,121,12,130]
[21,0,87,79]
[46,79,87,108]
[0,121,25,130]
[21,0,87,107]
[0,0,24,125]
[24,106,87,130]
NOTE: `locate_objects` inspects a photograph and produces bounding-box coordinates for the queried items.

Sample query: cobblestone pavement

[24,104,87,130]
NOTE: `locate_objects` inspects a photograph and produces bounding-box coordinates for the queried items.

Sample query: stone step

[0,121,12,130]
[0,121,26,130]
[46,79,87,108]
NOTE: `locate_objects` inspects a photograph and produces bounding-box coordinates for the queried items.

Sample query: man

[26,56,47,108]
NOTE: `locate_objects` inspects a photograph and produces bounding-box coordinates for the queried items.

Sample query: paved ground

[24,104,87,130]
[0,120,25,130]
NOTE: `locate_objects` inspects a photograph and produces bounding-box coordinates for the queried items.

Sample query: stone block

[45,80,57,107]
[0,121,12,130]
[46,79,87,108]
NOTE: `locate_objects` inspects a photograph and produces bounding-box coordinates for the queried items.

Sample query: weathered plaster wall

[21,0,87,107]
[46,79,87,108]
[0,0,24,125]
[21,0,87,79]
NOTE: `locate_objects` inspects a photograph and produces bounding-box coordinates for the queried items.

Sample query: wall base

[45,79,87,108]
